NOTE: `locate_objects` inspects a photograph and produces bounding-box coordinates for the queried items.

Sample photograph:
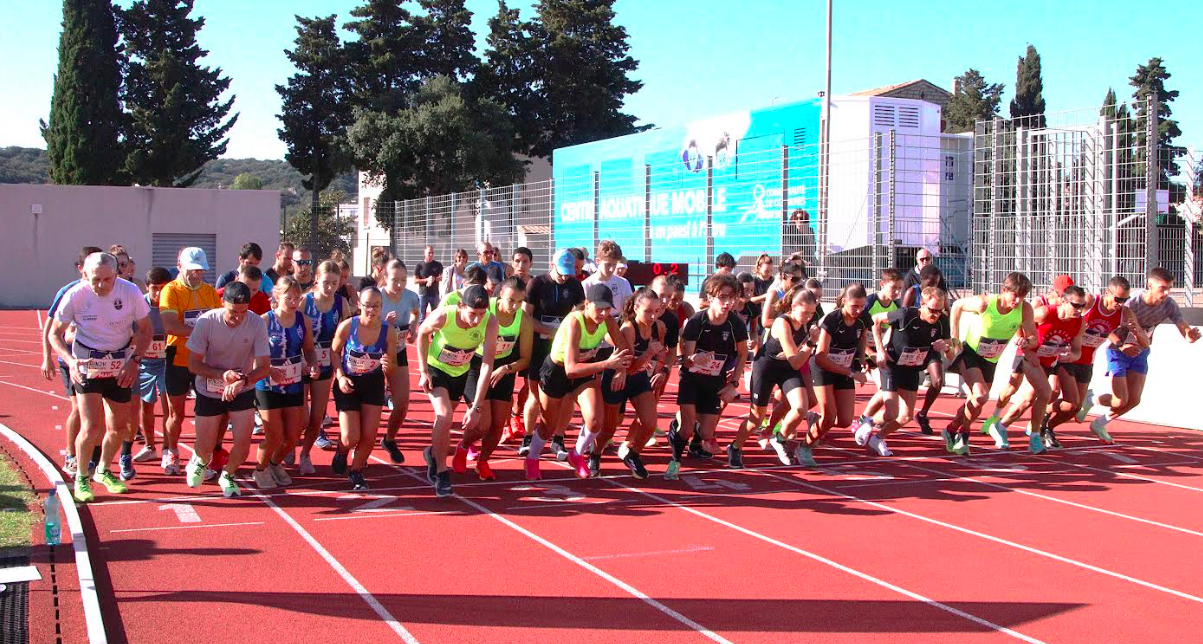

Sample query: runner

[503,247,535,441]
[750,253,775,307]
[217,265,271,315]
[760,260,805,338]
[49,252,152,502]
[216,242,274,293]
[860,286,953,457]
[854,268,905,421]
[416,285,499,495]
[330,251,359,313]
[330,286,397,489]
[452,277,532,480]
[379,260,420,463]
[414,245,443,325]
[291,247,315,291]
[582,240,635,312]
[440,264,487,307]
[1090,267,1200,441]
[183,283,272,497]
[299,261,350,470]
[254,277,319,488]
[814,284,870,455]
[132,267,173,465]
[730,285,817,468]
[667,273,747,479]
[110,247,147,293]
[519,249,585,460]
[159,247,221,476]
[624,274,683,446]
[265,242,295,284]
[993,285,1088,452]
[945,272,1039,454]
[900,264,948,434]
[530,284,631,480]
[510,246,533,283]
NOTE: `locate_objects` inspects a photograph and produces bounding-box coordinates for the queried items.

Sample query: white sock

[527,433,546,460]
[576,429,597,456]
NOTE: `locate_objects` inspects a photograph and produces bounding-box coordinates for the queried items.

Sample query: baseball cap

[180,247,209,271]
[1051,274,1074,294]
[554,249,576,277]
[461,285,490,309]
[222,281,251,304]
[586,283,614,309]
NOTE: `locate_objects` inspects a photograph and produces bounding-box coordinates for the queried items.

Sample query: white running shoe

[617,443,631,461]
[64,456,79,477]
[806,411,820,430]
[282,449,296,467]
[854,420,873,447]
[298,452,316,475]
[769,437,792,465]
[253,468,277,489]
[166,449,182,475]
[873,437,893,457]
[269,463,292,486]
[132,445,157,463]
[1076,389,1095,423]
[865,434,884,456]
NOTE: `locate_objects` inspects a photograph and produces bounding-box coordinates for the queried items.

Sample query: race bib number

[146,336,167,359]
[689,352,726,377]
[539,315,563,338]
[184,309,203,329]
[976,338,1007,359]
[206,377,240,395]
[85,356,126,379]
[1082,331,1107,348]
[346,350,381,375]
[828,348,856,368]
[1036,342,1063,358]
[272,356,303,385]
[494,336,516,358]
[438,347,474,367]
[896,347,929,367]
[314,341,332,367]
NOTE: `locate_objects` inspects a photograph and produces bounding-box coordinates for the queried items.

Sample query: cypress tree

[1129,57,1183,189]
[1009,45,1046,129]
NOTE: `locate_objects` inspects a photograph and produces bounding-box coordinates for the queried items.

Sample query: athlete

[530,284,631,480]
[1090,267,1199,441]
[503,247,535,441]
[452,277,532,480]
[667,274,747,479]
[50,253,152,502]
[330,286,398,490]
[217,265,271,315]
[416,285,499,496]
[815,284,871,454]
[132,268,173,465]
[379,260,420,463]
[624,274,683,446]
[265,242,295,284]
[298,261,350,473]
[900,264,948,434]
[216,242,274,293]
[852,268,905,429]
[184,283,272,497]
[582,240,635,313]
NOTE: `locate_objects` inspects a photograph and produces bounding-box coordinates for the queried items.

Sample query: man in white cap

[158,247,221,475]
[49,252,152,502]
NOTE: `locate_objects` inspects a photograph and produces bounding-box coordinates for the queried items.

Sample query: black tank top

[762,316,810,360]
[633,318,663,354]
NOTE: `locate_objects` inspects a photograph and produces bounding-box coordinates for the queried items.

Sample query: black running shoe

[727,444,744,469]
[331,451,348,476]
[915,412,934,435]
[382,438,405,464]
[689,430,704,451]
[435,471,453,497]
[552,435,570,462]
[349,470,368,491]
[1042,427,1062,449]
[422,446,437,483]
[517,433,532,456]
[667,428,686,460]
[587,453,601,478]
[688,439,713,460]
[668,417,679,435]
[622,451,648,479]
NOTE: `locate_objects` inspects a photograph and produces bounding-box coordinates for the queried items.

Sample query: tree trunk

[310,179,321,254]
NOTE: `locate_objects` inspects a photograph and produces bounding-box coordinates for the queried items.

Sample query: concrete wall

[0,184,280,308]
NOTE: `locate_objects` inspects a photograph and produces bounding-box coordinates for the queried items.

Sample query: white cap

[179,247,209,271]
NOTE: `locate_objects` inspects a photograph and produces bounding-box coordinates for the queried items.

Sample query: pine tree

[119,0,238,187]
[1009,45,1046,128]
[1129,57,1184,189]
[473,1,539,154]
[343,0,423,111]
[945,69,1004,133]
[277,14,354,246]
[41,0,127,185]
[412,0,478,81]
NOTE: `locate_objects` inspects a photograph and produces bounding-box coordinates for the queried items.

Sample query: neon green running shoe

[981,414,1000,435]
[73,476,95,503]
[941,429,955,453]
[93,468,128,494]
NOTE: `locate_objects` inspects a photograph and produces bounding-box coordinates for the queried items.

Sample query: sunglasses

[1113,295,1130,303]
[295,259,314,266]
[1069,301,1087,309]
[924,306,945,314]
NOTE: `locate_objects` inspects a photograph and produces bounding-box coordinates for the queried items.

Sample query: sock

[527,433,546,460]
[576,429,597,456]
[121,440,133,457]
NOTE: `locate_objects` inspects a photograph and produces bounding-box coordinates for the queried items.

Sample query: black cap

[586,283,614,308]
[222,281,251,304]
[462,285,490,309]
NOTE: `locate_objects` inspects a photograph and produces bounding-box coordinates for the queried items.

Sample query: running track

[2,309,1202,643]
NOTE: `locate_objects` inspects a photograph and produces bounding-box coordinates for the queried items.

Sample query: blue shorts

[1106,347,1149,378]
[138,361,169,403]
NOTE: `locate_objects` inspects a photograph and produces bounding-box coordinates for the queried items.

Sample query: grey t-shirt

[186,308,270,398]
[1119,290,1185,343]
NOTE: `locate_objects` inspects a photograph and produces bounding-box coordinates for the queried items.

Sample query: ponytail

[622,287,658,325]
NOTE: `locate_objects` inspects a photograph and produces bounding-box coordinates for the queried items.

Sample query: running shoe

[64,455,78,477]
[588,453,602,478]
[1028,432,1047,454]
[500,418,514,444]
[467,444,480,461]
[517,433,532,457]
[422,446,437,483]
[435,471,453,497]
[132,446,157,463]
[667,427,686,461]
[134,429,144,443]
[252,468,277,490]
[282,450,296,467]
[854,419,873,447]
[987,423,1009,449]
[951,434,970,456]
[621,448,648,479]
[119,454,136,481]
[73,477,94,503]
[349,470,369,491]
[331,450,349,476]
[524,458,542,481]
[269,462,292,486]
[476,460,496,481]
[252,414,263,435]
[314,430,334,450]
[794,443,818,468]
[218,471,240,497]
[86,461,97,479]
[806,411,820,430]
[915,412,934,435]
[756,425,772,451]
[664,459,681,481]
[298,452,316,476]
[941,429,956,453]
[386,396,394,410]
[382,438,405,464]
[872,437,893,457]
[769,435,791,465]
[452,444,469,474]
[1090,416,1114,444]
[567,450,590,479]
[552,436,570,462]
[93,469,127,494]
[981,414,1000,435]
[186,456,206,488]
[322,415,334,428]
[726,444,744,469]
[654,427,666,437]
[688,436,714,460]
[1077,389,1095,423]
[668,417,679,436]
[644,434,658,448]
[1042,427,1062,449]
[167,449,182,475]
[511,414,527,439]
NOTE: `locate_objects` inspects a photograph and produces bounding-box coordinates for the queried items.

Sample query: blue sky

[2,0,1199,160]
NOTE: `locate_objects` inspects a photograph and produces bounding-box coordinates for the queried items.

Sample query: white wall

[0,184,279,308]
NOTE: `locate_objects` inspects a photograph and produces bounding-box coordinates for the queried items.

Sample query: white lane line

[380,458,733,644]
[313,510,455,522]
[756,470,1203,605]
[506,498,635,511]
[599,477,1048,644]
[584,545,716,561]
[0,359,41,370]
[109,521,263,533]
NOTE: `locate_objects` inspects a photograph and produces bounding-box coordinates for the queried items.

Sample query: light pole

[819,0,833,279]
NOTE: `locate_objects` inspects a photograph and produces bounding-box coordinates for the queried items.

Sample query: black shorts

[881,365,923,392]
[601,369,652,406]
[395,349,409,367]
[165,347,193,397]
[429,365,471,402]
[1060,362,1092,384]
[255,389,304,410]
[194,389,256,416]
[73,375,132,403]
[925,351,944,368]
[539,357,594,399]
[58,362,73,398]
[526,341,553,382]
[750,356,804,407]
[949,346,998,385]
[677,371,725,416]
[464,357,518,403]
[813,368,856,391]
[333,371,387,411]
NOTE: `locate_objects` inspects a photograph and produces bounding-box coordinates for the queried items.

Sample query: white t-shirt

[54,278,150,352]
[186,309,271,399]
[582,273,634,312]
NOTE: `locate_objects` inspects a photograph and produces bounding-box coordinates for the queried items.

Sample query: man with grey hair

[50,252,152,502]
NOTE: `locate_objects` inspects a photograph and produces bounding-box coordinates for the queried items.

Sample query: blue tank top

[258,310,307,394]
[304,293,343,344]
[342,317,388,377]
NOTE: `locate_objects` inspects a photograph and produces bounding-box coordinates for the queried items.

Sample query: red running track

[1,308,1202,643]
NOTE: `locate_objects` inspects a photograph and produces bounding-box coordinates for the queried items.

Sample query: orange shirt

[159,278,220,367]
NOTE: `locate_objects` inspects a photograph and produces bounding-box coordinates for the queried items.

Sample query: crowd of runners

[40,238,1200,503]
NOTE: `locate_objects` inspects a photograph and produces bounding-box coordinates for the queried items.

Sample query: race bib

[689,352,726,377]
[272,356,303,385]
[539,315,563,338]
[828,348,856,368]
[314,341,332,367]
[1036,342,1063,358]
[976,338,1008,359]
[206,377,241,395]
[437,347,474,367]
[85,355,126,379]
[494,336,516,358]
[346,350,381,375]
[644,356,661,377]
[146,336,167,359]
[896,347,929,367]
[184,309,203,329]
[1082,331,1107,348]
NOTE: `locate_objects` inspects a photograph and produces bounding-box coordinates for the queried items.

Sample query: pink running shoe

[467,444,480,461]
[451,445,469,474]
[567,450,591,479]
[524,458,541,480]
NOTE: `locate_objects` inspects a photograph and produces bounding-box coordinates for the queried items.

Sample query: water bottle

[44,489,62,547]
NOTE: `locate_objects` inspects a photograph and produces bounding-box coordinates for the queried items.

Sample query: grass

[0,451,36,555]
